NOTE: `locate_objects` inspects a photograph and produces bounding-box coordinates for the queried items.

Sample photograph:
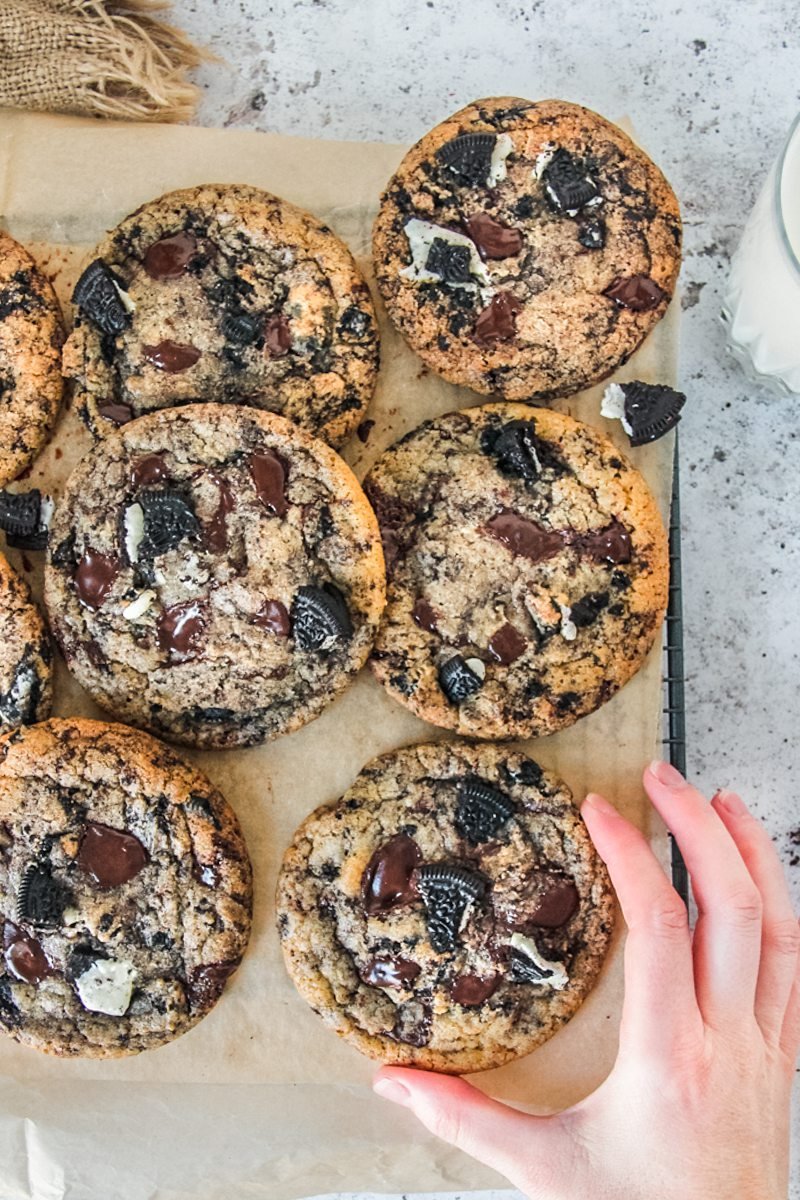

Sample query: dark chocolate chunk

[541,149,600,213]
[415,863,487,954]
[157,600,206,663]
[578,218,606,250]
[472,291,522,346]
[252,599,290,636]
[361,956,421,989]
[485,510,564,563]
[0,489,41,539]
[77,821,149,889]
[130,455,169,490]
[72,260,131,336]
[438,655,483,704]
[142,340,202,372]
[451,972,498,1006]
[249,450,287,516]
[455,776,516,844]
[574,520,632,564]
[221,309,262,345]
[619,380,686,446]
[487,623,526,664]
[3,920,51,984]
[362,833,422,915]
[463,213,523,259]
[412,597,439,633]
[187,960,240,1010]
[97,403,133,426]
[604,275,665,312]
[291,584,353,651]
[425,238,473,284]
[143,232,198,280]
[136,490,200,559]
[75,549,119,609]
[569,591,609,627]
[436,132,496,186]
[17,864,70,929]
[264,313,291,356]
[530,877,579,927]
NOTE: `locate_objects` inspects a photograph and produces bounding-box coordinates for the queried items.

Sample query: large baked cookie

[0,719,252,1058]
[277,741,613,1072]
[62,183,379,448]
[373,97,681,400]
[44,404,385,748]
[0,230,64,486]
[364,403,668,739]
[0,551,53,732]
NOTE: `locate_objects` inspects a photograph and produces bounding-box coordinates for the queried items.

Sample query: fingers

[581,793,701,1059]
[644,761,763,1032]
[373,1067,567,1196]
[711,789,800,1048]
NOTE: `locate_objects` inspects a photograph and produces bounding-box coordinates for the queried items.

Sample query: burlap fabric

[0,0,207,122]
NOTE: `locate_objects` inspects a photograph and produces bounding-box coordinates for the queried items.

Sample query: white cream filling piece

[123,502,145,564]
[558,602,577,642]
[487,133,514,185]
[122,589,156,621]
[509,933,569,990]
[75,959,136,1016]
[600,383,635,436]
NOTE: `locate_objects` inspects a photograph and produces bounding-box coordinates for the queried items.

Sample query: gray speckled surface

[167,1,798,1195]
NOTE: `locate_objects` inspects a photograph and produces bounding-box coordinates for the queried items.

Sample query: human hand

[373,761,800,1200]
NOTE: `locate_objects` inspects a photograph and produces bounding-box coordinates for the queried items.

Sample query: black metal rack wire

[665,434,690,906]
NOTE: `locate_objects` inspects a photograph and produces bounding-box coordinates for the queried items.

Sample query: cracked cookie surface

[0,230,64,486]
[62,183,379,448]
[0,552,53,732]
[373,97,681,400]
[277,740,613,1073]
[365,403,668,739]
[0,718,252,1058]
[44,404,385,748]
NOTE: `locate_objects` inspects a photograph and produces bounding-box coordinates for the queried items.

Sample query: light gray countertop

[167,1,799,1195]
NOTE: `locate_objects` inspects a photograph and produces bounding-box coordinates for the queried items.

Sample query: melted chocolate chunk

[3,919,51,984]
[416,863,487,954]
[473,291,522,347]
[412,598,439,633]
[187,960,239,1010]
[97,403,133,426]
[487,622,526,664]
[157,600,207,663]
[130,455,169,490]
[137,490,200,559]
[604,275,665,312]
[264,313,291,357]
[455,776,516,844]
[451,972,498,1007]
[425,238,473,284]
[570,591,609,627]
[578,218,606,250]
[142,340,202,373]
[436,132,496,187]
[392,999,432,1046]
[438,655,483,704]
[464,213,523,259]
[248,451,287,516]
[252,599,290,636]
[143,232,198,280]
[72,260,131,336]
[574,520,632,564]
[77,821,148,889]
[485,510,564,562]
[17,864,70,929]
[291,584,353,651]
[75,549,119,609]
[0,489,41,539]
[204,472,235,552]
[541,149,600,213]
[530,877,580,927]
[361,833,422,915]
[619,381,686,446]
[361,956,421,989]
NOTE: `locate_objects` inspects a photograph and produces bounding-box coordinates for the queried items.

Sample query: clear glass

[721,112,800,395]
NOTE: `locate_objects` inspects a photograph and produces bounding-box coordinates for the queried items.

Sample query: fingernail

[713,789,748,816]
[373,1077,410,1106]
[648,760,686,788]
[583,792,619,817]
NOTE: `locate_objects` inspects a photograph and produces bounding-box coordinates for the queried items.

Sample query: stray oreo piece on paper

[601,381,686,446]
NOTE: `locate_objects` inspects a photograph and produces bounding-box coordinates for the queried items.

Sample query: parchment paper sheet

[0,108,679,1199]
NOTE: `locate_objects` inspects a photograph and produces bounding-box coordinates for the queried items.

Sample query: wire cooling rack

[665,434,690,906]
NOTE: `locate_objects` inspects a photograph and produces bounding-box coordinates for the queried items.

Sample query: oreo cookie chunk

[373,97,681,400]
[0,231,64,487]
[0,718,252,1058]
[0,552,53,731]
[277,741,613,1072]
[62,183,379,448]
[44,404,385,749]
[364,403,668,740]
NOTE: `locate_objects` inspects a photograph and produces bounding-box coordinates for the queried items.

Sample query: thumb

[373,1066,572,1197]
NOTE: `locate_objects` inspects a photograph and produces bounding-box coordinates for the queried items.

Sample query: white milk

[722,115,800,394]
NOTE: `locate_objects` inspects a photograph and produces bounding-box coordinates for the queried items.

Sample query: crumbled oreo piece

[455,777,516,843]
[415,863,487,953]
[135,491,200,559]
[438,655,484,704]
[17,864,70,929]
[578,218,606,250]
[425,238,473,284]
[220,309,262,345]
[621,381,686,445]
[436,132,496,187]
[481,419,542,481]
[338,306,371,338]
[0,490,41,539]
[541,149,600,214]
[72,259,131,337]
[569,591,609,627]
[291,584,353,651]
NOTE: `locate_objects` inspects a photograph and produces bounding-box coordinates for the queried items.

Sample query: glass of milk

[721,112,800,395]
